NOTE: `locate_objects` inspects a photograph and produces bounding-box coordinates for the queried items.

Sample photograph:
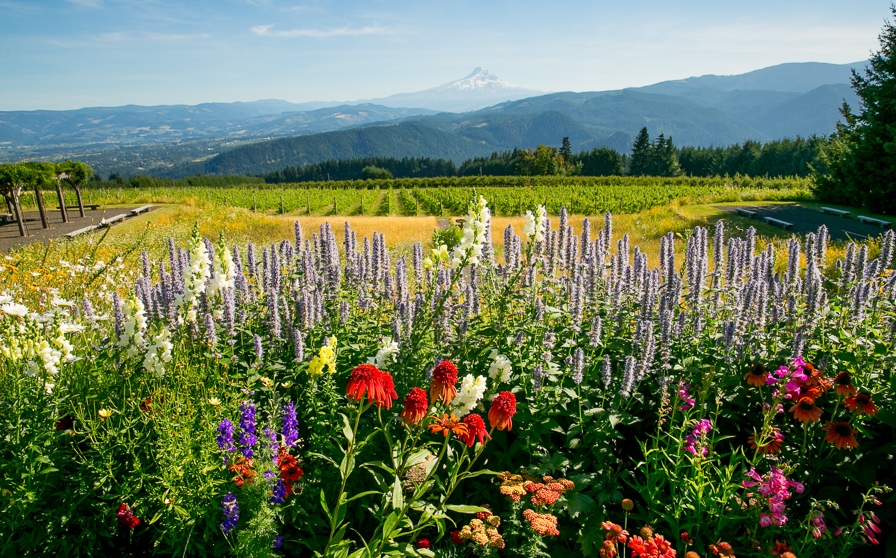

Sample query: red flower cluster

[116,503,140,530]
[345,364,398,409]
[459,413,491,447]
[400,388,428,426]
[229,458,256,487]
[524,476,575,506]
[415,538,431,549]
[627,532,675,558]
[278,448,304,495]
[430,361,459,404]
[488,391,516,431]
[600,522,629,557]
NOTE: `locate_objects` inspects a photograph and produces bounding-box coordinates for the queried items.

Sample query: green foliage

[680,137,828,178]
[360,166,394,180]
[812,6,896,214]
[627,128,681,177]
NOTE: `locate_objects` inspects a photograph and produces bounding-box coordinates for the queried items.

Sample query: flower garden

[0,195,894,557]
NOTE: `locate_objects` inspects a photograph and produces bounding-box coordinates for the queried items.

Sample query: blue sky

[0,0,889,110]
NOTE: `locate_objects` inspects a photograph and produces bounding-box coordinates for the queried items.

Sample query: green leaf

[382,511,400,538]
[341,414,354,444]
[444,504,490,514]
[566,492,597,518]
[344,490,380,503]
[391,475,404,510]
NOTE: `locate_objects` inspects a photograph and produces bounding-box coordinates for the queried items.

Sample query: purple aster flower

[221,492,239,535]
[238,402,257,458]
[282,401,299,448]
[270,479,287,504]
[217,419,235,453]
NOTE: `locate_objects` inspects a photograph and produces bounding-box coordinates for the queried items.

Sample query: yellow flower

[280,382,293,389]
[308,339,337,376]
[98,408,112,419]
[208,397,221,406]
[260,376,274,387]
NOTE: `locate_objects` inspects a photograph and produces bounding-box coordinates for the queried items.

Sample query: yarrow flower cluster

[742,466,805,527]
[451,196,490,269]
[522,509,560,536]
[451,374,487,417]
[487,349,513,384]
[523,204,547,243]
[456,515,505,549]
[684,419,713,456]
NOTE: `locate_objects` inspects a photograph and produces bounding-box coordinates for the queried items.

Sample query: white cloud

[250,24,392,38]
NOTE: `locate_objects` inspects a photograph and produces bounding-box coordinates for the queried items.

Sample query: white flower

[451,374,488,417]
[44,382,55,395]
[176,232,211,324]
[51,296,75,308]
[1,302,29,317]
[451,196,490,269]
[59,322,86,334]
[367,336,400,369]
[0,294,13,305]
[488,350,513,384]
[523,205,547,243]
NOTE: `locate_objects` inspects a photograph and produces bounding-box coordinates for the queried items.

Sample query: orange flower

[428,413,468,438]
[844,392,878,416]
[789,397,822,424]
[521,509,560,536]
[228,458,256,487]
[748,428,784,454]
[345,364,398,409]
[430,360,459,404]
[601,522,629,544]
[801,363,832,393]
[400,388,429,426]
[823,422,859,450]
[459,413,491,447]
[834,371,856,396]
[744,363,768,387]
[709,540,735,557]
[488,391,517,431]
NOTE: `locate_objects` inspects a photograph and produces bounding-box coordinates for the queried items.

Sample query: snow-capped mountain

[361,68,544,112]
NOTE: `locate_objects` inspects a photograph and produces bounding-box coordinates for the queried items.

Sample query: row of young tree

[0,161,94,237]
[262,133,827,183]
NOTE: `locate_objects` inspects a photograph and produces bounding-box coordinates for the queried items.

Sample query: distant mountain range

[0,61,866,177]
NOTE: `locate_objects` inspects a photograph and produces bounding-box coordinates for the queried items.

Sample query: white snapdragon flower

[451,196,490,269]
[174,231,210,324]
[523,205,547,243]
[488,349,513,384]
[367,336,400,369]
[451,374,488,417]
[208,236,236,293]
[143,328,173,376]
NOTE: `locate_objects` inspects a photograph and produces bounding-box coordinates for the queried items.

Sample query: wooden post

[11,191,27,237]
[34,186,49,229]
[360,196,364,215]
[73,185,85,217]
[55,181,69,223]
[279,194,285,215]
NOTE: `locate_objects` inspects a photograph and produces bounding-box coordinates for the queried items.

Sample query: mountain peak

[451,68,512,91]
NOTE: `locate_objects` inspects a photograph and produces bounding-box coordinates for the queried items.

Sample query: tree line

[262,132,828,184]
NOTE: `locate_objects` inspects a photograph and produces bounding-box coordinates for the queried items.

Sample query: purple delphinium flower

[264,469,276,482]
[273,535,284,549]
[217,419,236,453]
[282,401,299,448]
[238,402,257,458]
[270,479,287,504]
[221,493,239,535]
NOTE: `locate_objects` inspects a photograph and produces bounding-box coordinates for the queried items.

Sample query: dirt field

[714,204,891,241]
[0,206,154,253]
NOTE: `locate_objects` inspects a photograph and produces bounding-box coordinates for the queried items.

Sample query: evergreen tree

[813,6,896,213]
[628,127,652,176]
[559,136,573,163]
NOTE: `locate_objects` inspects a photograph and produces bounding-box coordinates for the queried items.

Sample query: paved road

[715,205,890,241]
[0,206,152,252]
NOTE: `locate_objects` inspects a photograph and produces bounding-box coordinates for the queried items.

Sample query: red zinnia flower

[415,538,431,549]
[459,413,491,447]
[278,451,304,483]
[400,388,429,426]
[116,503,140,530]
[834,371,856,396]
[744,363,768,387]
[430,360,459,404]
[790,397,822,424]
[345,364,398,409]
[823,421,859,450]
[488,391,517,431]
[844,392,878,416]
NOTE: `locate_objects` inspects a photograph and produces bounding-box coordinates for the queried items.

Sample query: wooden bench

[65,225,99,238]
[821,207,851,217]
[764,217,794,230]
[66,204,100,211]
[100,213,128,227]
[0,213,13,224]
[129,205,153,216]
[844,231,869,240]
[857,215,892,228]
[735,208,757,218]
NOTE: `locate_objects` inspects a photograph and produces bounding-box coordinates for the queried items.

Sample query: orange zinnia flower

[430,360,459,405]
[748,428,784,454]
[834,371,856,396]
[400,387,429,426]
[428,413,468,438]
[345,364,398,409]
[844,392,878,416]
[790,397,822,424]
[823,421,859,450]
[744,362,768,387]
[488,391,517,431]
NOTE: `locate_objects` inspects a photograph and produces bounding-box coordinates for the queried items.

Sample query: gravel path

[714,204,891,241]
[0,206,153,252]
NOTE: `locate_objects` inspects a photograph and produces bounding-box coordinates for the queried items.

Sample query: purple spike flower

[283,401,299,448]
[238,402,257,458]
[270,479,287,504]
[217,419,236,453]
[221,493,239,535]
